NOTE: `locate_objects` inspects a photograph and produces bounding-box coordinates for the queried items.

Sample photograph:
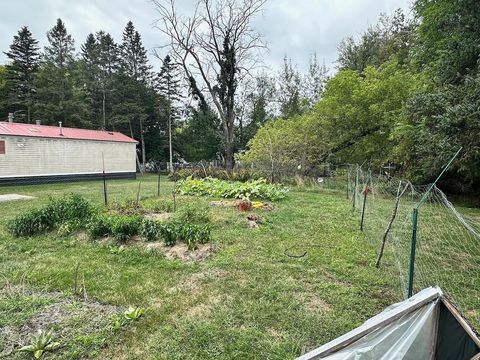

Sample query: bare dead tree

[375,181,412,268]
[152,0,267,169]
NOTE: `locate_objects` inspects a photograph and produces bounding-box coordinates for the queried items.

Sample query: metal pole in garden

[346,167,350,200]
[406,147,462,298]
[352,164,359,211]
[157,166,161,197]
[102,152,108,206]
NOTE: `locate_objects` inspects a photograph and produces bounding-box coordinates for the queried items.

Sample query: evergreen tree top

[4,26,40,74]
[44,18,75,68]
[119,20,151,83]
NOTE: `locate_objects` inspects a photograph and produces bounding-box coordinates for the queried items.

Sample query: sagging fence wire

[349,164,480,329]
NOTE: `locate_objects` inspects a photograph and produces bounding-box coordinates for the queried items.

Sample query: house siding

[0,135,136,178]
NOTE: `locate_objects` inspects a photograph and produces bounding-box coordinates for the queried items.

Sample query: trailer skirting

[0,172,136,185]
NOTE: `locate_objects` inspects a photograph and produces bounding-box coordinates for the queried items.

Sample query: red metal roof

[0,121,137,143]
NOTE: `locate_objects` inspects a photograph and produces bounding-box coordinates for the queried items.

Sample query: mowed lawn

[0,176,404,359]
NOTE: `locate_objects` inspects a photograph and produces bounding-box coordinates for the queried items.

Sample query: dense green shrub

[180,223,211,250]
[176,177,288,201]
[158,222,178,246]
[110,215,142,242]
[87,214,142,242]
[87,214,112,239]
[7,194,95,237]
[157,221,211,249]
[140,219,162,242]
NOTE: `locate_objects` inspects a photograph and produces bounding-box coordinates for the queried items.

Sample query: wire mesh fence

[349,165,480,328]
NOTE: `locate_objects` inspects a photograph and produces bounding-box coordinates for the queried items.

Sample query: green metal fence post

[407,207,419,298]
[406,146,462,298]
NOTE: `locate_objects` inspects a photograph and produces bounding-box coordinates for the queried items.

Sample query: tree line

[243,1,480,192]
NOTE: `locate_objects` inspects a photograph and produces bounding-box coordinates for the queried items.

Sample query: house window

[0,140,5,154]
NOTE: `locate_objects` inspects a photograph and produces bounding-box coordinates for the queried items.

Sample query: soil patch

[145,242,213,262]
[144,212,173,221]
[247,213,263,228]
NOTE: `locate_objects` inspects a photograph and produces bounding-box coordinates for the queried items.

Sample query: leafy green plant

[176,177,288,201]
[19,330,61,359]
[87,214,112,239]
[110,215,142,243]
[87,214,142,242]
[123,307,143,321]
[180,223,211,250]
[172,167,265,182]
[157,221,211,249]
[140,219,161,242]
[158,222,178,246]
[175,203,211,224]
[7,194,95,237]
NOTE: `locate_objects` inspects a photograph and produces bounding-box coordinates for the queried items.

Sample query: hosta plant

[19,330,60,359]
[124,306,143,321]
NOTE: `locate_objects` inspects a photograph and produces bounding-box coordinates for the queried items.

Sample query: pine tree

[35,19,85,126]
[156,54,182,172]
[44,19,75,68]
[114,21,152,173]
[4,26,40,123]
[120,21,151,84]
[97,31,118,129]
[81,33,100,125]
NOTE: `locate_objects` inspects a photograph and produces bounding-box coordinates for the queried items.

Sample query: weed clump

[7,194,95,237]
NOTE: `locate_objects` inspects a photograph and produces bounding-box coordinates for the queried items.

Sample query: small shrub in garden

[140,219,161,242]
[87,214,112,239]
[157,221,211,249]
[110,215,142,243]
[181,223,211,250]
[87,214,142,242]
[158,222,178,246]
[7,194,95,237]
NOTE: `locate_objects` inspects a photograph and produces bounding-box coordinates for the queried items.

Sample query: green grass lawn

[0,175,476,359]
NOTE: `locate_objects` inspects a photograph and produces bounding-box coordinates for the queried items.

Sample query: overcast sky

[0,0,411,73]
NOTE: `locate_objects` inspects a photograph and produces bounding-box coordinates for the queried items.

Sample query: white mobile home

[0,121,137,184]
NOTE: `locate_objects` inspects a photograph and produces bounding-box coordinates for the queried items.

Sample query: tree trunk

[102,88,106,129]
[223,112,235,170]
[27,103,31,124]
[168,108,173,174]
